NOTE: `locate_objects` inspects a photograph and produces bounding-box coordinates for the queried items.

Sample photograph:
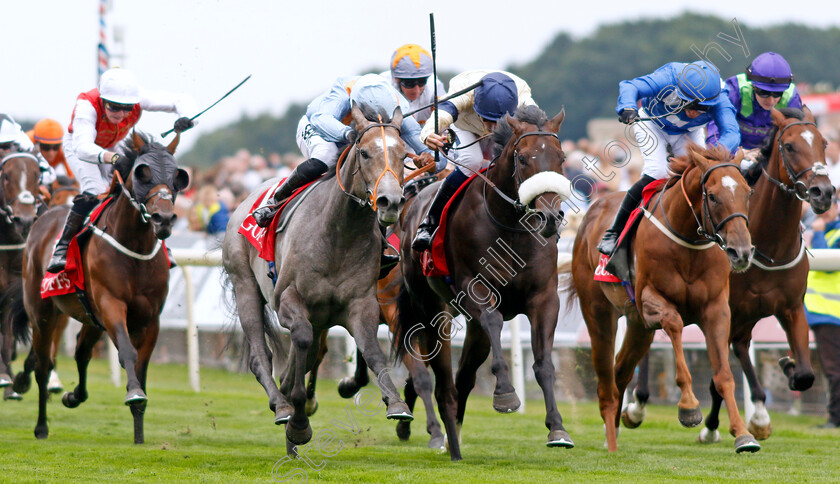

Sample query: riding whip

[160,74,252,137]
[403,80,483,117]
[430,13,439,167]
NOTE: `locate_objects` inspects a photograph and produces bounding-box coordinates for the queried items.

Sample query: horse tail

[559,261,578,317]
[1,278,30,345]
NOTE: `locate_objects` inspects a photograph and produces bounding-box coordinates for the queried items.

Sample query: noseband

[761,121,829,201]
[112,169,175,224]
[0,153,44,226]
[336,119,402,210]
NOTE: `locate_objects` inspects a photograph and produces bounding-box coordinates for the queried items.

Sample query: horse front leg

[777,306,816,392]
[0,314,13,387]
[61,324,103,408]
[614,314,655,431]
[702,303,760,453]
[304,332,328,416]
[127,321,160,444]
[99,297,145,405]
[277,288,314,446]
[401,349,444,449]
[32,324,55,439]
[527,292,573,448]
[639,286,702,428]
[346,298,412,420]
[730,330,771,440]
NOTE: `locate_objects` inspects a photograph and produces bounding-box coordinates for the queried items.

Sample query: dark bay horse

[623,107,835,443]
[222,104,413,451]
[569,144,758,453]
[11,132,188,442]
[0,152,44,392]
[395,106,571,461]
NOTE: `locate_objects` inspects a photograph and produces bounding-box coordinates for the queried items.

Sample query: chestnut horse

[222,104,413,453]
[395,106,571,461]
[569,144,759,453]
[11,132,188,442]
[622,107,835,442]
[0,152,44,394]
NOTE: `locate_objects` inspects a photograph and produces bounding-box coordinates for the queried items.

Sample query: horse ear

[686,143,709,170]
[166,133,180,155]
[135,163,152,184]
[351,102,371,131]
[546,107,566,133]
[732,148,745,167]
[132,130,146,151]
[506,114,521,133]
[771,108,787,128]
[391,106,403,127]
[803,104,816,123]
[173,168,190,192]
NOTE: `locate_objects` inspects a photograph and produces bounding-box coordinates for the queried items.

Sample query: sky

[6,0,838,152]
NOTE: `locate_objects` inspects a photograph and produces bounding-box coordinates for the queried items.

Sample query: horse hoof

[492,392,521,413]
[428,435,445,450]
[0,373,11,387]
[47,371,64,394]
[678,406,703,428]
[12,373,30,394]
[286,421,313,445]
[697,427,721,443]
[734,434,761,453]
[396,420,411,441]
[124,390,148,406]
[62,392,81,409]
[34,426,49,439]
[386,401,413,421]
[621,407,643,429]
[546,429,574,448]
[337,378,359,399]
[305,397,319,417]
[748,421,772,441]
[274,405,294,425]
[4,390,23,401]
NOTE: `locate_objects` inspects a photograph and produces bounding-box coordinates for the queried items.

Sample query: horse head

[348,103,406,226]
[764,107,835,213]
[116,132,189,240]
[0,152,43,238]
[685,144,753,272]
[495,106,571,239]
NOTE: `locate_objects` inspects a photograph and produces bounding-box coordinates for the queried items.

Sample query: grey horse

[222,103,413,449]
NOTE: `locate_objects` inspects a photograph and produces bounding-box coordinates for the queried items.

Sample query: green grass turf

[1,356,838,483]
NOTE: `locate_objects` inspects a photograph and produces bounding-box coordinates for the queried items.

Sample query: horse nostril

[808,186,823,200]
[151,213,163,224]
[376,196,390,210]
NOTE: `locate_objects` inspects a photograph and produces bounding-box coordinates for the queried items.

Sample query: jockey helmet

[747,52,794,92]
[33,119,64,144]
[350,74,407,120]
[474,72,518,121]
[99,68,140,105]
[391,44,433,79]
[0,114,23,144]
[676,61,722,106]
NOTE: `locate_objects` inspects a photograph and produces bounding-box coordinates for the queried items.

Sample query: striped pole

[97,0,109,80]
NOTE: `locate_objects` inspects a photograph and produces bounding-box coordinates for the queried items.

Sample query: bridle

[0,152,44,227]
[653,162,749,251]
[761,120,829,201]
[112,169,175,224]
[336,118,402,210]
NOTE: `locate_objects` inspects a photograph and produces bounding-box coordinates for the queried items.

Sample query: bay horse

[569,143,758,453]
[622,107,835,442]
[222,103,413,451]
[394,106,571,461]
[0,152,44,393]
[12,132,188,442]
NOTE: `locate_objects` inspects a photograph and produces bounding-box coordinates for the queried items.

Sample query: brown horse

[0,152,44,393]
[569,143,758,453]
[623,107,835,443]
[395,106,571,461]
[11,132,188,442]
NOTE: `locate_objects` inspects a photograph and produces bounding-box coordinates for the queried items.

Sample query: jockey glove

[618,108,639,125]
[345,128,358,144]
[173,117,195,133]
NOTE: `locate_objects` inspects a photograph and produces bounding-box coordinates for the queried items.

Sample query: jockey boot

[378,225,400,280]
[253,158,328,228]
[46,193,99,273]
[597,175,655,256]
[411,170,467,252]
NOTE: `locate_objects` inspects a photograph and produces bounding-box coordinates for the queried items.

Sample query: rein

[760,121,829,201]
[335,118,402,209]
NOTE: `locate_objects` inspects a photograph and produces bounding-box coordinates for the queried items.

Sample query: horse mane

[756,107,806,167]
[667,144,731,178]
[492,105,549,158]
[357,103,396,124]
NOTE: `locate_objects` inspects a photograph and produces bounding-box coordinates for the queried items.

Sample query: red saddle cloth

[421,169,486,278]
[592,178,667,283]
[41,197,153,298]
[238,178,316,262]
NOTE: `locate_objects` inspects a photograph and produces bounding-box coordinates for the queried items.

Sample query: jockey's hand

[425,132,446,151]
[173,117,195,133]
[101,151,120,164]
[618,108,639,125]
[414,152,435,169]
[345,128,358,144]
[743,148,761,163]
